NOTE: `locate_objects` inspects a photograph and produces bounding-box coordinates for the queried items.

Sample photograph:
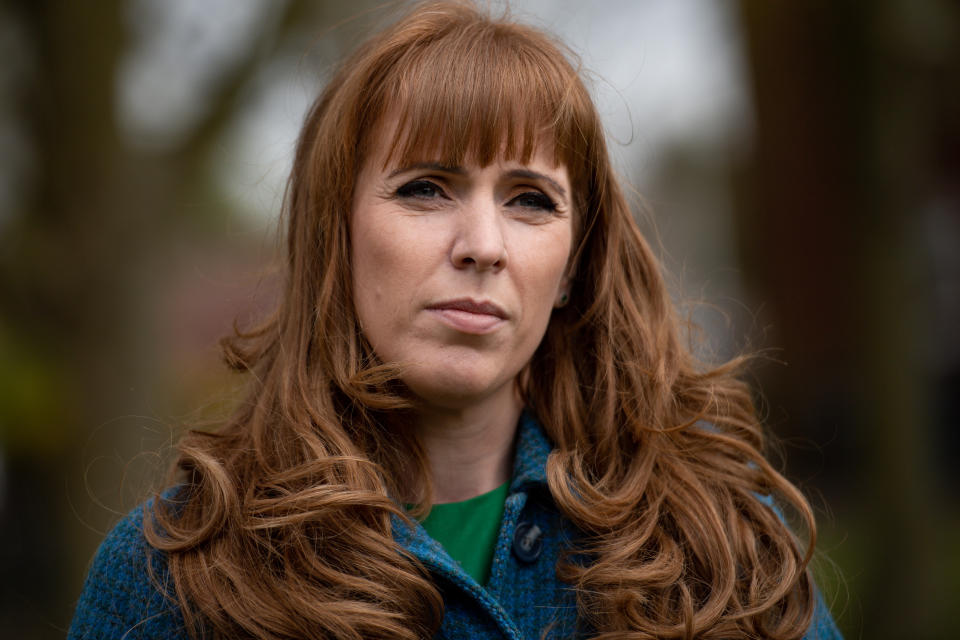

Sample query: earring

[556,292,569,308]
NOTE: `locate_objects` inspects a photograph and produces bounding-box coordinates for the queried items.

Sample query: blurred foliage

[0,320,73,454]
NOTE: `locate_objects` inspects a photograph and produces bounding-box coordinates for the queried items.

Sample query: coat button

[512,522,543,563]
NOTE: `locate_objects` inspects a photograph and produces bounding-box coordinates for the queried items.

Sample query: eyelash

[394,179,558,212]
[510,191,557,212]
[396,180,443,200]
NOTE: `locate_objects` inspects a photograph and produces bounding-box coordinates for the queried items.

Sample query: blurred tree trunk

[735,1,953,638]
[0,1,296,634]
[1,3,130,635]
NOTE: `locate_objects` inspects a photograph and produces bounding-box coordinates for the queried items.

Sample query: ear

[554,276,570,308]
[556,245,579,308]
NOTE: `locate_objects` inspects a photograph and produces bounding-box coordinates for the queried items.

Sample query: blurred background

[1,0,957,637]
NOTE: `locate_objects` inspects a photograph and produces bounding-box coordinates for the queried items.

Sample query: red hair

[147,2,816,638]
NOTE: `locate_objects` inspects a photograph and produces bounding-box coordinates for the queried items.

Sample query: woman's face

[350,137,574,411]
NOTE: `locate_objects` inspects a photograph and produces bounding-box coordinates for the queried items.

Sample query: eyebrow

[387,162,465,178]
[505,169,567,199]
[387,163,568,199]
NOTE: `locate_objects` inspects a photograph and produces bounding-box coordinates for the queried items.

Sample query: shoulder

[68,491,190,640]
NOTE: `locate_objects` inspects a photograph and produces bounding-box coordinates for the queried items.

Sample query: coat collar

[389,410,554,639]
[390,408,552,540]
[509,409,551,493]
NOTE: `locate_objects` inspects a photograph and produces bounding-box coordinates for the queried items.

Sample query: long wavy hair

[146,2,817,639]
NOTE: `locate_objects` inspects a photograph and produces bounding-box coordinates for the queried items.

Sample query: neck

[415,387,522,504]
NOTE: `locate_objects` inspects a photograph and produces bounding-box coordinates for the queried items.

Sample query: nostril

[450,222,508,270]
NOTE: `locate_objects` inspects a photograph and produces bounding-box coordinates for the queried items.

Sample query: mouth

[425,298,508,334]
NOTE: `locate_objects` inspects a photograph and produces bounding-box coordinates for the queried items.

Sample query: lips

[427,298,507,318]
[425,298,508,334]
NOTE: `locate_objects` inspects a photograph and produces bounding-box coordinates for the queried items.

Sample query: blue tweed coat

[69,413,843,639]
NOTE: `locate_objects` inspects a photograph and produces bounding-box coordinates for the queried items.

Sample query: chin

[400,362,515,410]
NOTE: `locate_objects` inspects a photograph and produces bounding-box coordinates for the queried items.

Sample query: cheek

[350,214,437,346]
[351,227,387,317]
[351,213,396,336]
[520,231,572,303]
[354,222,432,286]
[509,230,572,352]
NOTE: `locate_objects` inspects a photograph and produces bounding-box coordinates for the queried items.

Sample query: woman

[70,2,842,639]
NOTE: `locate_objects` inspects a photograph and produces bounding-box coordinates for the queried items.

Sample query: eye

[509,191,557,212]
[396,179,445,200]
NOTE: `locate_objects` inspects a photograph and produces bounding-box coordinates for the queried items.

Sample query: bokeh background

[1,1,958,638]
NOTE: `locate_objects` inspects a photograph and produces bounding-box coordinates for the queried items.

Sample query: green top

[417,482,510,585]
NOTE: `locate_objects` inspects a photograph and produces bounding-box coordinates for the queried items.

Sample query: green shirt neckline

[416,482,510,586]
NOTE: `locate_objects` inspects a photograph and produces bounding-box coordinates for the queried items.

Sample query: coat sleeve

[803,588,844,640]
[68,501,190,640]
[749,493,844,640]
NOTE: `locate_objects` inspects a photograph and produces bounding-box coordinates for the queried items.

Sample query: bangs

[367,19,591,173]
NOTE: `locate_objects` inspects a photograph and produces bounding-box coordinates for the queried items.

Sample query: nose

[450,200,507,271]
